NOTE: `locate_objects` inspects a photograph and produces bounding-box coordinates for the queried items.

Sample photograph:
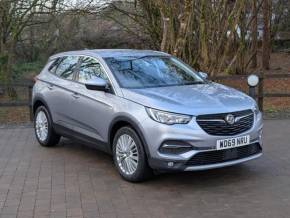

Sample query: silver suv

[32,49,263,182]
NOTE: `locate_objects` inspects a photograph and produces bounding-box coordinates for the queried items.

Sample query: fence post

[258,73,264,111]
[28,85,33,121]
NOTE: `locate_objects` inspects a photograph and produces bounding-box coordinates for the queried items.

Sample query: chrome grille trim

[196,109,254,136]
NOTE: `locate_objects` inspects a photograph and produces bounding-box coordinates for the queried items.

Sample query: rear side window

[49,56,79,80]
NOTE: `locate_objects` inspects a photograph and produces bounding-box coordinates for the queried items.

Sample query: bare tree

[0,0,105,82]
[0,0,61,81]
[110,0,265,76]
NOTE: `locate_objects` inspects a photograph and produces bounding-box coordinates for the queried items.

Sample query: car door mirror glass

[85,78,109,91]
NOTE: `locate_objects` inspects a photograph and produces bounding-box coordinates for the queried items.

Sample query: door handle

[47,84,54,90]
[72,93,80,99]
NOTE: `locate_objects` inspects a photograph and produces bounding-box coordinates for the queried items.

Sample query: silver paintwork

[86,77,107,87]
[116,134,139,175]
[32,49,263,171]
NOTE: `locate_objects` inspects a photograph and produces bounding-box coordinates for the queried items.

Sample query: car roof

[49,49,170,60]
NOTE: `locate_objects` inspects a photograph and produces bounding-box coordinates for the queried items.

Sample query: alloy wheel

[35,110,49,142]
[115,134,139,175]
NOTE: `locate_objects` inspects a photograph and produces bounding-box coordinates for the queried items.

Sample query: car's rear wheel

[34,106,60,147]
[113,126,152,182]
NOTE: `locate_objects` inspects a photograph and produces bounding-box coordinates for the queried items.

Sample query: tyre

[113,126,153,182]
[34,106,60,147]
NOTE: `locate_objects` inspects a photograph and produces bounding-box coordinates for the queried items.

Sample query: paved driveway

[0,120,289,218]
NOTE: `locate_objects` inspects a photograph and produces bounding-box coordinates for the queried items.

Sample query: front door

[70,56,116,146]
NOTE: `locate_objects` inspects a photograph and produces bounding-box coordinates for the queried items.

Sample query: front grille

[185,143,262,166]
[196,109,254,136]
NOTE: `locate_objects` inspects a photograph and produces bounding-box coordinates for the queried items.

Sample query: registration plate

[216,135,250,150]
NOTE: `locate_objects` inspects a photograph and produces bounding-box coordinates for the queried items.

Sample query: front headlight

[146,108,192,125]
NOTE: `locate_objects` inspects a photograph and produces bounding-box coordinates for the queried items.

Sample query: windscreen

[104,56,205,88]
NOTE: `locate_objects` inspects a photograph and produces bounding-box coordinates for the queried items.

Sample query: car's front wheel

[34,106,60,147]
[113,126,152,182]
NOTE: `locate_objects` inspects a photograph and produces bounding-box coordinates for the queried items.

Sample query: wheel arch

[32,96,51,117]
[108,116,151,158]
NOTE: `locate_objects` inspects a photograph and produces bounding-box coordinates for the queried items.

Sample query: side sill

[53,123,111,154]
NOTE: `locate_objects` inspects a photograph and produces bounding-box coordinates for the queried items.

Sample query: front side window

[54,56,79,80]
[104,56,205,89]
[77,57,108,83]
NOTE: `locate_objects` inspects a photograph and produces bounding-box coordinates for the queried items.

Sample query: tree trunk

[262,0,271,70]
[199,0,209,72]
[250,0,258,69]
[237,8,246,74]
[173,0,192,57]
[0,39,15,82]
[160,11,170,52]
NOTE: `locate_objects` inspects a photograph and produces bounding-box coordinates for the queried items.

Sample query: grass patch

[11,61,44,80]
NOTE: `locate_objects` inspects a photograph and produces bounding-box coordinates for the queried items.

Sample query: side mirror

[198,71,208,79]
[85,78,109,92]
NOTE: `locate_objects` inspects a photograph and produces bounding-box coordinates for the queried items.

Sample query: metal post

[249,86,256,99]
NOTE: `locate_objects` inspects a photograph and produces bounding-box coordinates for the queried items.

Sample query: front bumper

[149,143,262,171]
[139,110,263,171]
[184,153,262,171]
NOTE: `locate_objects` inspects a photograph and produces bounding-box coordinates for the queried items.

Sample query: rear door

[45,56,80,129]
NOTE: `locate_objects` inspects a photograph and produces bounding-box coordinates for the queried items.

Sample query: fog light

[168,162,174,167]
[159,141,193,154]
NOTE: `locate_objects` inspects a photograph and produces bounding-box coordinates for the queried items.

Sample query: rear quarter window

[48,56,79,80]
[48,58,62,74]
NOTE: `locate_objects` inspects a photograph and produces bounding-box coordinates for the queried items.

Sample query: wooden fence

[0,81,33,120]
[211,73,290,111]
[0,73,290,121]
